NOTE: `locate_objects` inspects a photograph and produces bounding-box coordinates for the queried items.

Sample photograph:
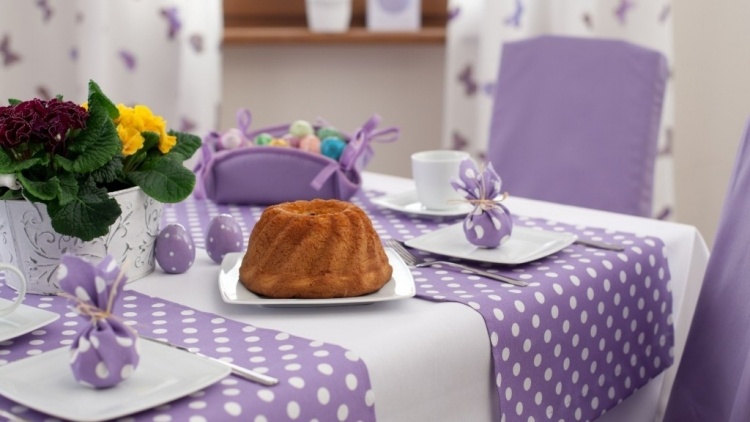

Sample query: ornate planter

[0,187,163,295]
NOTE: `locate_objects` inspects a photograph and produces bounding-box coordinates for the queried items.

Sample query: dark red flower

[0,98,88,153]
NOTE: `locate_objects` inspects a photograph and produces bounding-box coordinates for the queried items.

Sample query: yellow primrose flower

[114,104,175,154]
[117,125,144,156]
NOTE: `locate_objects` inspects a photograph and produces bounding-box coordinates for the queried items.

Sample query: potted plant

[0,80,201,293]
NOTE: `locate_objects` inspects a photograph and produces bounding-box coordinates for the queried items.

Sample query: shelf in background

[223,0,447,45]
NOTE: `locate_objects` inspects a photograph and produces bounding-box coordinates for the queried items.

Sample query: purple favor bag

[193,110,398,205]
[451,160,513,248]
[59,254,140,389]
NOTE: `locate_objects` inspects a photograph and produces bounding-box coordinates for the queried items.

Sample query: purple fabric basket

[193,111,398,205]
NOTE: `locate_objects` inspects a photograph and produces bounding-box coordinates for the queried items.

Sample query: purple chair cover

[486,35,668,217]
[663,119,750,421]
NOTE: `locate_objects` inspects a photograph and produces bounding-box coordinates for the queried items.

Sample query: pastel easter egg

[320,137,347,161]
[206,214,244,264]
[283,133,301,148]
[289,120,314,138]
[254,132,273,146]
[219,128,247,150]
[298,134,321,154]
[316,126,343,141]
[269,138,290,147]
[155,223,196,274]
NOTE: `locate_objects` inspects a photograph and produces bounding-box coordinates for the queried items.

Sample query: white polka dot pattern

[0,292,376,421]
[163,191,674,422]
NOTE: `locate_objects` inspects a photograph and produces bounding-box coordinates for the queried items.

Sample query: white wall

[222,4,750,247]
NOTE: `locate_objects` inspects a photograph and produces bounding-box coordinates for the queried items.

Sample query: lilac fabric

[163,190,674,422]
[0,289,375,421]
[664,119,750,421]
[451,159,513,248]
[486,35,668,217]
[58,254,140,389]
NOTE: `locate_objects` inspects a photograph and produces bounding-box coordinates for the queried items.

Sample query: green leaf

[56,173,79,206]
[68,98,121,173]
[17,173,59,201]
[142,131,160,153]
[47,181,121,242]
[0,189,22,200]
[89,156,123,185]
[87,80,119,119]
[53,155,75,173]
[126,155,195,203]
[167,131,201,161]
[7,98,20,105]
[0,148,43,173]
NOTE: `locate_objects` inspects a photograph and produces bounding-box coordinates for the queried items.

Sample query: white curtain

[0,0,222,160]
[443,0,675,219]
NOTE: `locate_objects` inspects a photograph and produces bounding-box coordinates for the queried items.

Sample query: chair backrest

[663,119,750,422]
[486,35,668,216]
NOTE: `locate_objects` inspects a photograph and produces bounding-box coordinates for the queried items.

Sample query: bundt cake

[239,199,393,299]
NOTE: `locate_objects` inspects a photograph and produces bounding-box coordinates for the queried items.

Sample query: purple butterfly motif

[614,0,635,25]
[658,127,673,156]
[582,13,594,29]
[179,117,196,133]
[119,49,137,71]
[189,34,203,53]
[76,12,84,24]
[70,47,78,61]
[458,64,477,96]
[659,4,671,23]
[482,81,496,97]
[160,7,182,40]
[452,131,469,151]
[36,86,52,101]
[448,6,461,22]
[0,35,21,67]
[504,0,524,28]
[655,206,672,221]
[36,0,53,22]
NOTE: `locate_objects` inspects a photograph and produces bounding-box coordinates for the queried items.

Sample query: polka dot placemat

[0,291,375,422]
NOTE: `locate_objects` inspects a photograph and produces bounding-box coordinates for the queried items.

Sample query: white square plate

[0,339,230,422]
[405,224,577,265]
[219,249,416,307]
[371,190,473,217]
[0,300,60,342]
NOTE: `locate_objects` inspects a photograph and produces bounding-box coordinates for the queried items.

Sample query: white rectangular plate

[405,224,577,265]
[0,300,60,342]
[0,339,230,422]
[219,249,416,307]
[371,190,473,217]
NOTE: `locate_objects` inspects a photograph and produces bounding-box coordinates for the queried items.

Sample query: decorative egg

[321,137,347,161]
[298,134,321,154]
[219,128,248,150]
[289,120,314,138]
[269,138,290,147]
[206,214,244,264]
[254,132,273,146]
[155,223,195,274]
[316,126,343,141]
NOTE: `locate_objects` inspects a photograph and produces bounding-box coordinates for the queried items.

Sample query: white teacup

[0,263,26,318]
[411,150,471,210]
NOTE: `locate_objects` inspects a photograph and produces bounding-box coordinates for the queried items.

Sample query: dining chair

[486,35,668,216]
[663,118,750,422]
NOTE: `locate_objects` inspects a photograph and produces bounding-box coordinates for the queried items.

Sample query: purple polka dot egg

[155,223,195,274]
[206,214,244,264]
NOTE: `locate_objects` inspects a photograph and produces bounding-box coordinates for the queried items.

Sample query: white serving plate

[371,190,473,217]
[219,249,416,307]
[0,339,230,422]
[0,299,60,342]
[405,224,577,265]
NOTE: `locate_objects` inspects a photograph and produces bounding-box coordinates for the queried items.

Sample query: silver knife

[573,238,625,251]
[142,336,279,386]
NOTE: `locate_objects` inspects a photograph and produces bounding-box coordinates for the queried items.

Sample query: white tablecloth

[130,172,709,422]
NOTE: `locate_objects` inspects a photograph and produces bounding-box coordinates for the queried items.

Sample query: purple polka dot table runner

[163,191,674,422]
[0,291,375,421]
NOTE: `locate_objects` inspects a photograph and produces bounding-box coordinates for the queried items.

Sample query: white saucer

[0,339,230,422]
[371,190,473,217]
[218,249,416,307]
[0,300,60,342]
[405,224,577,265]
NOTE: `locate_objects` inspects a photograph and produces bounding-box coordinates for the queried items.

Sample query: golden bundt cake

[239,199,393,299]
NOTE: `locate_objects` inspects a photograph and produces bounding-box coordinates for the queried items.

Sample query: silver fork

[385,239,528,287]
